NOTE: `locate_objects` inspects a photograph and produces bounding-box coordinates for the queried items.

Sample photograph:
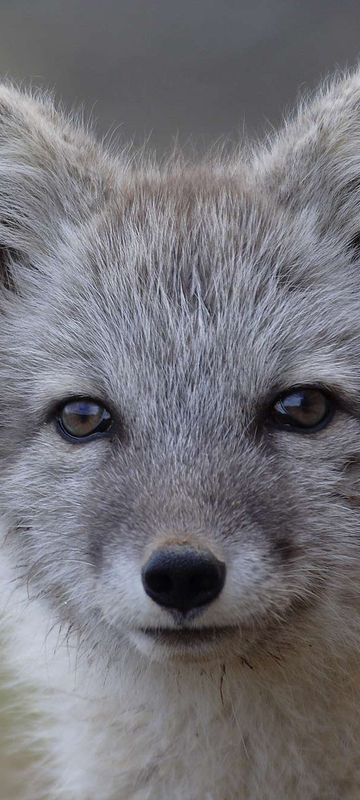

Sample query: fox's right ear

[0,84,115,284]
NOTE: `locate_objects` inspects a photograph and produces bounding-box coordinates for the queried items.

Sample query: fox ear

[259,70,360,259]
[0,84,114,279]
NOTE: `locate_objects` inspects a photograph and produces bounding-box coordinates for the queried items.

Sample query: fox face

[1,76,360,669]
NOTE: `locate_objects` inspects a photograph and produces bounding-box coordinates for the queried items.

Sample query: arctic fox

[1,70,360,799]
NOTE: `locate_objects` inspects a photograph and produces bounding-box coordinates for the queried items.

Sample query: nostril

[190,570,214,594]
[146,570,173,596]
[142,547,226,614]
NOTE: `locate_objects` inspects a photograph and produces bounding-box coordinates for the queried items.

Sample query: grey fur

[1,73,360,798]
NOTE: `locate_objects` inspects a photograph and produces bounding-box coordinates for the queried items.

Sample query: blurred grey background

[0,0,359,153]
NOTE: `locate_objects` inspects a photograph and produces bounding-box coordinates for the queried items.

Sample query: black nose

[141,547,226,614]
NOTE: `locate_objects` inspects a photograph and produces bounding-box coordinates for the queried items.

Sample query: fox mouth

[129,595,317,661]
[137,625,238,646]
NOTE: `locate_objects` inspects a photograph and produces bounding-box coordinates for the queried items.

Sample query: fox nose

[141,547,226,614]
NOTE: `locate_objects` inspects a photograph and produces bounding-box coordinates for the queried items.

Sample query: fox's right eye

[56,398,113,443]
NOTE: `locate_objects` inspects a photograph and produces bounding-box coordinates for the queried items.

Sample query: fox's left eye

[56,398,113,442]
[270,387,334,432]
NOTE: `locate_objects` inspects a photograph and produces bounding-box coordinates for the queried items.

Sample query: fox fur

[2,71,360,798]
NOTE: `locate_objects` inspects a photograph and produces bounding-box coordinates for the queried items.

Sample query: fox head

[1,74,360,667]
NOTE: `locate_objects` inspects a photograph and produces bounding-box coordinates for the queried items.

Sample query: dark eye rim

[54,395,114,444]
[268,385,336,434]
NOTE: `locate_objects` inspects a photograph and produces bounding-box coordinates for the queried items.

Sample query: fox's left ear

[0,84,115,270]
[257,69,360,258]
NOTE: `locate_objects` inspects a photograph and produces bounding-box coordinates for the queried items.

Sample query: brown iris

[271,387,334,432]
[57,398,112,442]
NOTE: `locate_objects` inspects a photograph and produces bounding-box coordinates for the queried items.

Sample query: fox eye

[56,398,113,442]
[270,387,334,432]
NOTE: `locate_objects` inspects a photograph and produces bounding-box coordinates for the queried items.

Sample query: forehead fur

[0,73,360,426]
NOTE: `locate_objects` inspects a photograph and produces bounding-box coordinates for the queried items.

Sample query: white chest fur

[2,582,360,800]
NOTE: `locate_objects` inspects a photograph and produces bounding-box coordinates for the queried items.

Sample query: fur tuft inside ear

[0,84,117,287]
[255,68,360,259]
